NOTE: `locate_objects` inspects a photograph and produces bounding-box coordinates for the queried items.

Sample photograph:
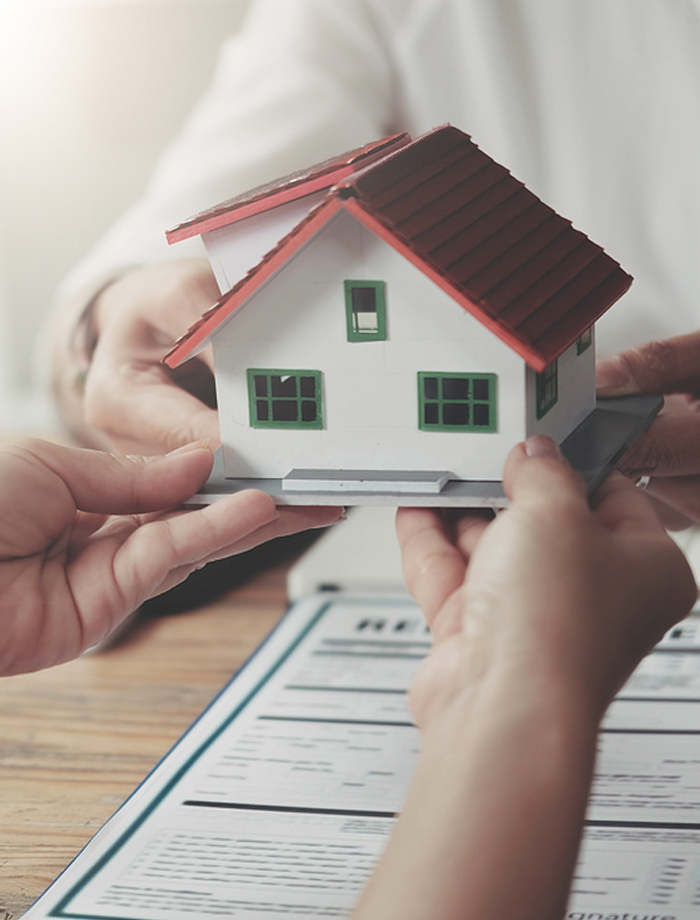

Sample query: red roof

[165,125,632,372]
[165,132,410,244]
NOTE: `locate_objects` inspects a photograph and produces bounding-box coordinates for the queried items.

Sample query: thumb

[502,436,589,510]
[27,439,215,514]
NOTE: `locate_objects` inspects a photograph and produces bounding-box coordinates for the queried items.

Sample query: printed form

[23,595,700,920]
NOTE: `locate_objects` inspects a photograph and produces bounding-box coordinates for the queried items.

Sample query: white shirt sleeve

[57,0,399,301]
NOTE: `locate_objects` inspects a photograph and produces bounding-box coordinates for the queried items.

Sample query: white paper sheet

[24,595,700,920]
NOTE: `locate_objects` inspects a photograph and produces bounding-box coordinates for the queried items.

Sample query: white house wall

[213,208,529,482]
[525,332,596,441]
[203,191,327,292]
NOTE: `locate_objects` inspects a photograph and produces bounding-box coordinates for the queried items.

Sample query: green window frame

[247,369,323,429]
[418,372,497,432]
[576,326,593,355]
[536,361,558,419]
[344,280,387,342]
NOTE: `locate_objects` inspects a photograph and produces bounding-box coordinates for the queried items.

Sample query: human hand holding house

[82,259,222,456]
[0,438,342,676]
[352,437,695,920]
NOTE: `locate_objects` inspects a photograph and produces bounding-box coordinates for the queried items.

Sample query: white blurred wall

[0,0,250,430]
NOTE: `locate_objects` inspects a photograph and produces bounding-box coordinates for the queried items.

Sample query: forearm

[353,681,599,920]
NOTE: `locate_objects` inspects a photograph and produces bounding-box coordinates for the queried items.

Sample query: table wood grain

[0,560,292,918]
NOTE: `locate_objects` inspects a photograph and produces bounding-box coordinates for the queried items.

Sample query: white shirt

[59,0,700,355]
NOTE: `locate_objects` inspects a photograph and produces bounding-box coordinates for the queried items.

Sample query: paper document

[24,595,700,920]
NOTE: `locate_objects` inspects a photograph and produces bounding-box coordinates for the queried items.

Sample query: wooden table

[0,549,300,919]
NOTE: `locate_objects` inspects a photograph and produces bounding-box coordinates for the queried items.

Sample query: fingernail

[596,356,634,394]
[165,439,211,457]
[524,435,562,460]
[315,509,347,528]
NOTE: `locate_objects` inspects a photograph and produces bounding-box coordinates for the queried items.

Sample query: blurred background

[0,0,250,430]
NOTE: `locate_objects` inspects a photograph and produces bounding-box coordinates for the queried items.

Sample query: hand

[82,259,221,455]
[597,330,700,526]
[0,438,342,676]
[352,440,695,920]
[398,436,696,734]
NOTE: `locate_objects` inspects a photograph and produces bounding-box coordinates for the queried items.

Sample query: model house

[165,125,645,505]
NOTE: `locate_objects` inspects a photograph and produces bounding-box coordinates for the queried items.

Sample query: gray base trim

[282,469,451,493]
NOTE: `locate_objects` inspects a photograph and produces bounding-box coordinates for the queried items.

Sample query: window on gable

[576,326,593,355]
[418,373,497,432]
[344,280,386,342]
[536,361,558,419]
[248,369,323,429]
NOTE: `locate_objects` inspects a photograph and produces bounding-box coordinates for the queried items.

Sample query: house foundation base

[188,395,662,508]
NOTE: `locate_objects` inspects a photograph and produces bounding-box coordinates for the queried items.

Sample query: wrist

[357,655,599,920]
[413,632,603,754]
[427,677,598,754]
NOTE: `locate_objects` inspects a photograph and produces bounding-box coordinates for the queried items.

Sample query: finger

[67,510,111,545]
[206,504,345,558]
[396,508,468,626]
[596,331,700,397]
[452,511,493,559]
[70,490,280,618]
[85,261,222,455]
[18,439,216,514]
[502,437,589,512]
[85,358,220,455]
[615,413,700,478]
[591,471,667,534]
[94,259,220,345]
[95,496,344,547]
[168,353,217,405]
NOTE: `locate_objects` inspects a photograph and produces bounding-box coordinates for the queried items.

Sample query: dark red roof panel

[166,132,409,244]
[341,125,632,368]
[452,212,563,293]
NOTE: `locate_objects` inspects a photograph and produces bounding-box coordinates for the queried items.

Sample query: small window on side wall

[345,280,386,342]
[247,369,323,429]
[576,326,593,355]
[536,361,558,419]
